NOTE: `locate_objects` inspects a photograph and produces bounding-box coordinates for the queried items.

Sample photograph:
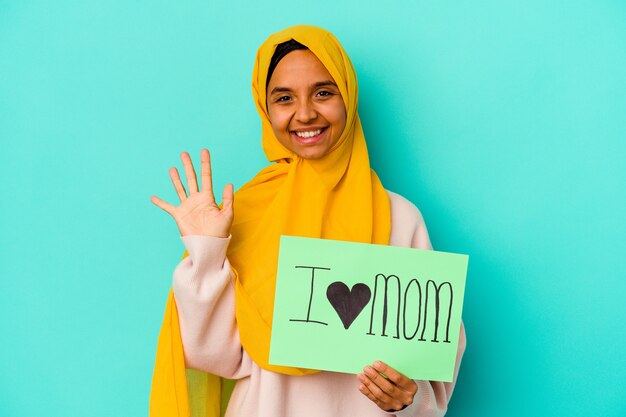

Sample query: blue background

[1,1,624,416]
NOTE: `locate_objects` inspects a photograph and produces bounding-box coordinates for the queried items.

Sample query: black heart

[326,281,372,330]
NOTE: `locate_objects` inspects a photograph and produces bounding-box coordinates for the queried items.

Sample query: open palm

[150,149,234,238]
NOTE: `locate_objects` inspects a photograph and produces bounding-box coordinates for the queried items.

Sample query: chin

[294,146,329,160]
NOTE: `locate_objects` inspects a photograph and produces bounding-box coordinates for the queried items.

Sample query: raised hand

[357,361,418,412]
[150,149,234,238]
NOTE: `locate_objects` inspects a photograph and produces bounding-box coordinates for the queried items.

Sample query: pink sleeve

[392,201,467,417]
[172,235,254,379]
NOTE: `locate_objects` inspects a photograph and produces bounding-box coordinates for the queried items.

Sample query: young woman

[150,25,466,417]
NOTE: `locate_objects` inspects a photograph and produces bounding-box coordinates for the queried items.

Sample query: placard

[269,236,468,382]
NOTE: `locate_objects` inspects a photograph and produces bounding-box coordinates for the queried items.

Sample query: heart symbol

[326,281,372,330]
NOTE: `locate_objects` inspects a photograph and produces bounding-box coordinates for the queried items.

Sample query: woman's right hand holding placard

[150,149,234,238]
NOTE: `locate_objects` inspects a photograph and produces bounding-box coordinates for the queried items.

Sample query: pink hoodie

[173,191,466,417]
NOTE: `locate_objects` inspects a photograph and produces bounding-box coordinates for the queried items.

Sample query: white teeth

[294,129,322,138]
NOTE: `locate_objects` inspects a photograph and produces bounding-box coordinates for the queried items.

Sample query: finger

[222,183,234,214]
[150,195,176,215]
[169,167,187,202]
[181,151,199,195]
[373,361,417,393]
[358,383,387,410]
[357,374,392,406]
[365,366,415,409]
[363,366,401,398]
[200,149,215,200]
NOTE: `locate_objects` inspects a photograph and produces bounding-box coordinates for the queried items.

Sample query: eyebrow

[269,80,338,95]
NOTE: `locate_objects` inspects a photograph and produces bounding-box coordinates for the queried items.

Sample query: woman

[150,25,466,417]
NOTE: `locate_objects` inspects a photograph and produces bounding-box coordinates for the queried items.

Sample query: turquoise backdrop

[1,1,624,416]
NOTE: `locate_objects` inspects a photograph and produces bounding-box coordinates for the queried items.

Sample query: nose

[294,98,317,123]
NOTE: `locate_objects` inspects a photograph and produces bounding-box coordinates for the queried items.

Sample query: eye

[276,95,291,103]
[316,90,333,97]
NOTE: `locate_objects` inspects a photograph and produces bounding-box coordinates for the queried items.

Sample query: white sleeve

[172,235,254,379]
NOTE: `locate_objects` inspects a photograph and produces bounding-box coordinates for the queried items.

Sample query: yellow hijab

[150,24,391,417]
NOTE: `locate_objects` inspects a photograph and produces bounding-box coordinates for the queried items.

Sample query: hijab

[150,24,391,417]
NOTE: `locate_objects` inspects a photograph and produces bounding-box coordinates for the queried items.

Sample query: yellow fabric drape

[150,24,390,416]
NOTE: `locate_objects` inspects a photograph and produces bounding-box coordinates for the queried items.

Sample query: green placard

[269,236,469,382]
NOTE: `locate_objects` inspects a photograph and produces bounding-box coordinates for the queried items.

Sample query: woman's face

[266,49,347,160]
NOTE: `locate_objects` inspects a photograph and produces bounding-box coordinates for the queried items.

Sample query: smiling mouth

[291,127,327,144]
